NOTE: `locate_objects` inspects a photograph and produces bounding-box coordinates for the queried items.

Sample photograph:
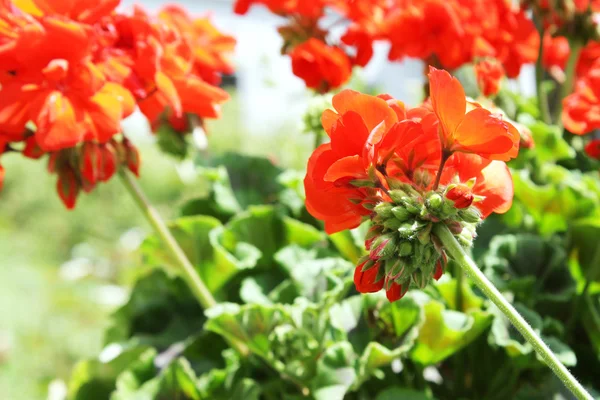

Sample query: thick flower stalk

[0,0,235,207]
[305,67,518,301]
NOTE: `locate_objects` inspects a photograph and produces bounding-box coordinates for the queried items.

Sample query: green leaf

[68,343,151,400]
[202,152,284,209]
[513,169,599,235]
[275,245,353,303]
[204,303,293,359]
[376,388,437,400]
[140,215,255,293]
[568,218,600,283]
[329,229,366,264]
[482,234,576,305]
[104,270,201,346]
[411,297,492,365]
[312,342,357,400]
[435,277,485,312]
[524,120,575,163]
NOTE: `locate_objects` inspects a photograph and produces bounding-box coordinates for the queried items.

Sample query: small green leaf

[411,299,492,365]
[376,388,437,400]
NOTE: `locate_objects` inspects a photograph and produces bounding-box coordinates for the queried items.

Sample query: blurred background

[0,1,538,399]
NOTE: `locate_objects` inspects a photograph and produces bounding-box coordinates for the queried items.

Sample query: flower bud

[391,206,412,221]
[426,193,443,211]
[386,281,408,302]
[388,189,407,203]
[398,241,413,257]
[445,184,474,209]
[354,261,384,293]
[433,260,444,281]
[374,202,394,219]
[412,270,428,289]
[458,207,482,223]
[369,234,397,260]
[417,223,432,245]
[383,218,403,230]
[400,197,422,214]
[398,222,415,238]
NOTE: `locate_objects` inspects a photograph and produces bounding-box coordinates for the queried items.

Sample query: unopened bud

[412,270,428,289]
[398,241,413,257]
[374,202,394,218]
[383,218,403,230]
[426,193,443,211]
[389,189,407,204]
[459,207,482,224]
[370,234,397,260]
[391,206,412,221]
[417,223,432,245]
[400,198,422,214]
[445,184,474,209]
[398,222,415,238]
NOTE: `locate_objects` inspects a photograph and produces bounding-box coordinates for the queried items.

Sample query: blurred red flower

[474,59,505,97]
[290,38,352,93]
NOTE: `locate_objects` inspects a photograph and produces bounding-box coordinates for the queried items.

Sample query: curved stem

[434,223,593,400]
[535,24,552,124]
[119,169,249,356]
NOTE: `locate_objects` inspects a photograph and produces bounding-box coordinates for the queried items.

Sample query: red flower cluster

[0,0,234,207]
[235,0,538,92]
[304,68,518,300]
[562,59,600,135]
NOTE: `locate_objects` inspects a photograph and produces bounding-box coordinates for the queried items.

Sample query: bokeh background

[0,1,538,399]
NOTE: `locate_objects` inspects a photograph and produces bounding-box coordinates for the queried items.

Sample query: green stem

[434,223,593,400]
[555,41,583,128]
[535,24,552,124]
[455,265,464,312]
[119,169,249,356]
[314,130,323,151]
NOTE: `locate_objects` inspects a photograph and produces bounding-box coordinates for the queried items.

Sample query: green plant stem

[455,265,464,312]
[555,40,583,127]
[119,169,249,356]
[314,130,323,150]
[535,25,552,124]
[434,223,593,400]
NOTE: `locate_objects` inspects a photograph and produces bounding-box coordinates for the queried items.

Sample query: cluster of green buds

[302,93,333,140]
[357,182,482,301]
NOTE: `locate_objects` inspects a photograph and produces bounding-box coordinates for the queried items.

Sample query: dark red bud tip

[386,282,406,302]
[585,139,600,160]
[433,260,444,281]
[57,169,80,210]
[354,262,384,293]
[445,184,474,209]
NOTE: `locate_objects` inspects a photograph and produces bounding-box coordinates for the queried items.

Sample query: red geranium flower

[290,38,352,93]
[474,59,504,97]
[429,67,519,161]
[563,61,600,134]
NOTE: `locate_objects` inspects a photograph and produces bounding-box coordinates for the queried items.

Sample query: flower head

[474,59,504,97]
[304,69,517,301]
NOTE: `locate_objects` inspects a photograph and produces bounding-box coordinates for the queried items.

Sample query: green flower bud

[389,189,408,204]
[417,223,432,245]
[401,197,422,214]
[426,193,443,211]
[391,206,412,221]
[370,233,398,260]
[374,202,394,219]
[398,241,413,257]
[458,207,482,224]
[412,269,429,289]
[398,222,416,238]
[383,218,403,230]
